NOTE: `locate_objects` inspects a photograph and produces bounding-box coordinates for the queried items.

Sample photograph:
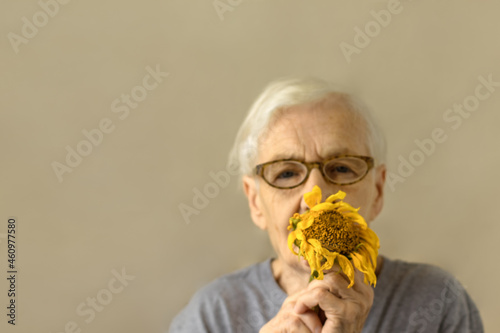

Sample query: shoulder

[369,257,484,333]
[382,257,459,293]
[169,259,284,333]
[379,257,475,309]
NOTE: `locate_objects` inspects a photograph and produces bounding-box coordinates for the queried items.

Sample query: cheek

[261,190,302,233]
[341,182,376,217]
[265,204,293,234]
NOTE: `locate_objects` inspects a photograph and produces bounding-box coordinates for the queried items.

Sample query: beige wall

[1,0,499,332]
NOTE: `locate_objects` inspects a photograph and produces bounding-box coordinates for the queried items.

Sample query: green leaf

[309,270,319,282]
[290,217,301,230]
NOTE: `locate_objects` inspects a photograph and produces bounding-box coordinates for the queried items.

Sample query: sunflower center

[302,210,360,255]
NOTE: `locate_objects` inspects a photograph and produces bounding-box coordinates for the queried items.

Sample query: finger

[294,309,323,333]
[309,271,350,298]
[265,311,320,333]
[294,287,342,316]
[322,263,373,298]
[350,265,374,297]
[321,263,353,287]
[280,294,324,333]
[261,314,316,333]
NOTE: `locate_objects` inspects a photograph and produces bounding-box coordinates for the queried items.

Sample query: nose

[299,167,331,212]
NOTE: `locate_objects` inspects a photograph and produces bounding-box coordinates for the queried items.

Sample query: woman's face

[243,102,386,277]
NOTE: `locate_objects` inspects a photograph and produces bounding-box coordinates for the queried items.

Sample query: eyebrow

[266,153,302,161]
[322,148,356,159]
[267,148,356,162]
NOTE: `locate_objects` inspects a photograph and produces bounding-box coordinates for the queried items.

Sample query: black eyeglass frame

[254,154,375,189]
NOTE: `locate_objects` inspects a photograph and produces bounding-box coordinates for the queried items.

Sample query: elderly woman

[169,78,483,332]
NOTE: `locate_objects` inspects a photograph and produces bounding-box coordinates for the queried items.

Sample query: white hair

[228,77,386,176]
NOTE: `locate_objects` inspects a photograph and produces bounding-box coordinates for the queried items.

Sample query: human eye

[326,162,355,175]
[276,169,299,179]
[333,165,353,173]
[265,161,305,187]
[325,158,366,183]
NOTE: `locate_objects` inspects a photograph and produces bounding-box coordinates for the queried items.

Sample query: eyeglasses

[254,155,374,189]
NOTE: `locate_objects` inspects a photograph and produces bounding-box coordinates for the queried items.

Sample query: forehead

[257,103,370,163]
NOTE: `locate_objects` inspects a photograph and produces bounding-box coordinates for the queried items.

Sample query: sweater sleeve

[438,279,484,333]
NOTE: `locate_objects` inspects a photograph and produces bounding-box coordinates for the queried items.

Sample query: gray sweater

[169,257,483,332]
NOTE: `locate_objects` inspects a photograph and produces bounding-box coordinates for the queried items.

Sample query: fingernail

[315,327,322,333]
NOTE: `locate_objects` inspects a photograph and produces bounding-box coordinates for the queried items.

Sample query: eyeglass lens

[262,157,369,188]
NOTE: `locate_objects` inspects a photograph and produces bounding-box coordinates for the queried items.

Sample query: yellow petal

[302,243,321,278]
[351,252,376,287]
[364,228,380,249]
[304,185,322,208]
[352,250,370,269]
[335,201,359,213]
[297,213,315,230]
[288,231,299,255]
[320,249,337,272]
[344,211,368,229]
[359,244,377,270]
[310,202,337,212]
[337,254,355,288]
[359,236,379,269]
[295,230,307,242]
[313,253,324,280]
[325,190,346,203]
[299,241,307,257]
[307,238,324,253]
[351,253,366,273]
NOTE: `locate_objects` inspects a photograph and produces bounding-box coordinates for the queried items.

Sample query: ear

[242,175,267,230]
[369,164,386,221]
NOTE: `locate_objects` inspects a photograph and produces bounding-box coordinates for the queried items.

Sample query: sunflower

[287,185,379,288]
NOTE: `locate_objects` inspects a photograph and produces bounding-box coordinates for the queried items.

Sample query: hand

[259,287,323,333]
[260,267,373,333]
[294,267,374,333]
